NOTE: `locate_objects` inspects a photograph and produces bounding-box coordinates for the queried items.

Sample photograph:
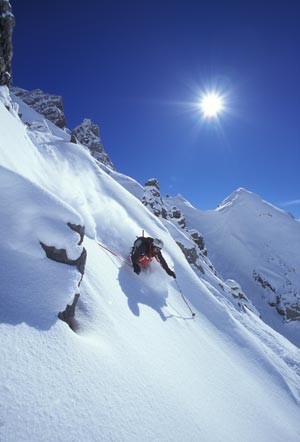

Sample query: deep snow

[1,86,300,442]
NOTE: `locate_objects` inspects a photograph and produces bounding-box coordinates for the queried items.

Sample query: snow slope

[1,86,300,442]
[164,190,300,345]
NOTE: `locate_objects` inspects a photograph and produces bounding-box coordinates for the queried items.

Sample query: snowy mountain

[155,189,300,346]
[139,178,261,317]
[1,84,300,442]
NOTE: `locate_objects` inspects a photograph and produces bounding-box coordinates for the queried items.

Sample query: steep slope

[164,189,300,345]
[1,86,300,442]
[139,178,261,317]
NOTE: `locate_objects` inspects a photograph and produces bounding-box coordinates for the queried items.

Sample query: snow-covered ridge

[141,179,261,316]
[117,166,300,344]
[1,85,300,442]
[217,187,295,218]
[164,186,300,345]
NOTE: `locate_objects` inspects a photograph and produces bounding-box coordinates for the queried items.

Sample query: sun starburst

[199,92,225,118]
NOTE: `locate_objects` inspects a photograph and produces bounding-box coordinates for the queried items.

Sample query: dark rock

[285,306,300,321]
[253,270,300,321]
[75,247,87,276]
[71,118,114,169]
[170,208,181,219]
[253,271,276,293]
[70,133,77,144]
[58,293,80,330]
[0,0,14,87]
[67,222,85,245]
[190,230,207,256]
[169,206,186,228]
[39,223,87,331]
[11,87,67,128]
[145,178,160,189]
[225,279,247,300]
[176,241,205,274]
[142,179,168,219]
[40,242,87,276]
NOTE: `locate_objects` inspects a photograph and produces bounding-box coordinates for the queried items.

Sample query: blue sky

[11,1,300,218]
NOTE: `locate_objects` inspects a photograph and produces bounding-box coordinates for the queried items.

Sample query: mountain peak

[217,188,261,211]
[71,118,114,170]
[11,86,67,128]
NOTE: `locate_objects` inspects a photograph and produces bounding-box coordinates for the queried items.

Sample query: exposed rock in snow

[142,180,210,273]
[40,221,87,329]
[67,222,85,246]
[142,178,168,218]
[58,293,80,330]
[169,205,186,228]
[190,229,207,256]
[11,86,67,128]
[225,279,259,313]
[176,240,205,274]
[71,118,114,169]
[253,269,300,321]
[0,0,14,86]
[40,241,87,276]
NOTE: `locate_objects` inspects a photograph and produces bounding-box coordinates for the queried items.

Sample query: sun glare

[199,92,224,118]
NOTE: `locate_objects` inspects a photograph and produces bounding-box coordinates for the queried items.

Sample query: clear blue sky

[11,1,300,218]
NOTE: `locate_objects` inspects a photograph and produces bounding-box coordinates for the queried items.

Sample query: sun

[199,92,224,118]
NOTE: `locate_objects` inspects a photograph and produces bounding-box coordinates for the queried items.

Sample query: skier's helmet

[153,238,163,249]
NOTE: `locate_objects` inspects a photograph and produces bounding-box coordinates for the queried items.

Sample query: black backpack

[131,236,150,256]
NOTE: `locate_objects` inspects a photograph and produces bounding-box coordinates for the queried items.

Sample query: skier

[131,236,176,278]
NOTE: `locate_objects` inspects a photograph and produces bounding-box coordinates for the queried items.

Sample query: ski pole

[96,241,132,267]
[174,279,196,317]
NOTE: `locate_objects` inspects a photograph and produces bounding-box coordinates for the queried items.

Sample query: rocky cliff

[0,0,14,86]
[142,178,210,271]
[11,87,67,128]
[71,118,114,170]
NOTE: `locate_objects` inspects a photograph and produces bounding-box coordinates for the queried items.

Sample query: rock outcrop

[11,87,67,128]
[189,229,208,256]
[0,0,14,86]
[40,242,87,277]
[40,222,87,330]
[169,206,186,228]
[142,178,212,271]
[253,270,300,321]
[71,118,114,169]
[176,241,205,274]
[142,179,168,218]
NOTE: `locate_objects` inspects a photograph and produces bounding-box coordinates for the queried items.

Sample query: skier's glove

[133,264,141,275]
[167,269,176,278]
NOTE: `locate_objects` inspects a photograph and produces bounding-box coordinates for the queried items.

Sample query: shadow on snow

[118,263,171,321]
